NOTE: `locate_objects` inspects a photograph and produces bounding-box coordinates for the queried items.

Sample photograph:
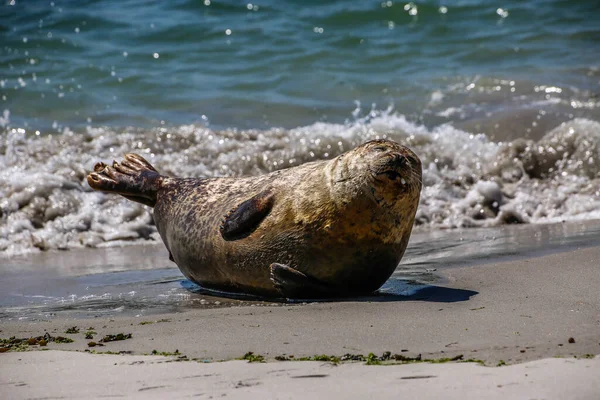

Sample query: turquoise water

[1,0,599,132]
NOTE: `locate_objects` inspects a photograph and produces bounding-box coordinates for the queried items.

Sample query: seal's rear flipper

[220,190,274,241]
[269,263,331,299]
[87,153,162,207]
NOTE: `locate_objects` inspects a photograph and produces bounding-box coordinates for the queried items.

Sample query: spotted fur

[87,139,422,298]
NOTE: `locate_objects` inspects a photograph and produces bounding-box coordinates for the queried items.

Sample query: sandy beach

[2,244,599,399]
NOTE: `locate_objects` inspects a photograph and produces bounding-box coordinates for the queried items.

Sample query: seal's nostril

[394,154,407,167]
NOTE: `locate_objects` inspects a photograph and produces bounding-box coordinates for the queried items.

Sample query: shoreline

[1,244,599,398]
[2,245,598,363]
[2,219,600,321]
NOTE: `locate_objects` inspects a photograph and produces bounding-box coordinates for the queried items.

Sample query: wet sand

[1,245,599,398]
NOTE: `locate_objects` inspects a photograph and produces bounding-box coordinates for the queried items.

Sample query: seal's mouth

[383,169,403,181]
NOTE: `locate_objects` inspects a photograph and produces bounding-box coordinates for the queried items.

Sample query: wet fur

[87,140,422,298]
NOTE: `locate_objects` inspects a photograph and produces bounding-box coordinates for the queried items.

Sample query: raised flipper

[269,263,332,299]
[220,190,274,241]
[87,153,162,207]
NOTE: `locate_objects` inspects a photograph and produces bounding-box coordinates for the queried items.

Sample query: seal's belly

[155,194,405,296]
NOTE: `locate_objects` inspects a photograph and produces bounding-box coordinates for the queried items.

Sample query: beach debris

[139,318,171,326]
[85,330,97,339]
[338,354,361,361]
[273,352,469,365]
[151,349,181,356]
[240,352,265,363]
[100,333,133,343]
[54,336,74,343]
[0,333,73,351]
[568,337,576,344]
[65,326,80,334]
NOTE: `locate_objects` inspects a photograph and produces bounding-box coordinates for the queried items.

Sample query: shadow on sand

[180,279,478,305]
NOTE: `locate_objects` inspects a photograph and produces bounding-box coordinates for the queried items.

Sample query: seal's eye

[372,145,388,153]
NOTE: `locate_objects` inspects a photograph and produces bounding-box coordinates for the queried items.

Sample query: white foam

[1,113,599,256]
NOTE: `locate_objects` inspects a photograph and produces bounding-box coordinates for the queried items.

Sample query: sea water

[0,0,599,317]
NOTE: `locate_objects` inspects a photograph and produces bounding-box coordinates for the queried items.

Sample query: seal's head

[332,139,422,210]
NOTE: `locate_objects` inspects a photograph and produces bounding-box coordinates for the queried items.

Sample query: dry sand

[1,351,599,399]
[1,245,599,399]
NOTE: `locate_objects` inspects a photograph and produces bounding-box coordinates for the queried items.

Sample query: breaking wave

[1,111,599,256]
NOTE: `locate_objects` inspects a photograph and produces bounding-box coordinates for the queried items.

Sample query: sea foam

[1,113,599,256]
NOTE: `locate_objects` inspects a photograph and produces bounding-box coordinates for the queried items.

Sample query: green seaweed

[240,352,265,363]
[139,319,171,325]
[151,349,181,357]
[291,354,341,363]
[366,353,381,365]
[274,352,478,366]
[312,354,341,363]
[54,336,74,343]
[428,355,465,364]
[65,326,80,334]
[86,350,122,355]
[461,358,486,366]
[0,333,76,351]
[100,333,132,342]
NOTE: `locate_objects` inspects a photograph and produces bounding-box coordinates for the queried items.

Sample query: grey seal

[87,139,422,298]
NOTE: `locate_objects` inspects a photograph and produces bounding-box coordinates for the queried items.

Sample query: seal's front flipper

[220,190,274,241]
[87,153,162,207]
[269,263,331,299]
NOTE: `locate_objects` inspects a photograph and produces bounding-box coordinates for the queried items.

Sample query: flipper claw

[269,263,332,299]
[87,153,161,207]
[93,161,107,172]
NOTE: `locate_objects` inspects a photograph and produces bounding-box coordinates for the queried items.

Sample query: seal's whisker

[406,169,423,186]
